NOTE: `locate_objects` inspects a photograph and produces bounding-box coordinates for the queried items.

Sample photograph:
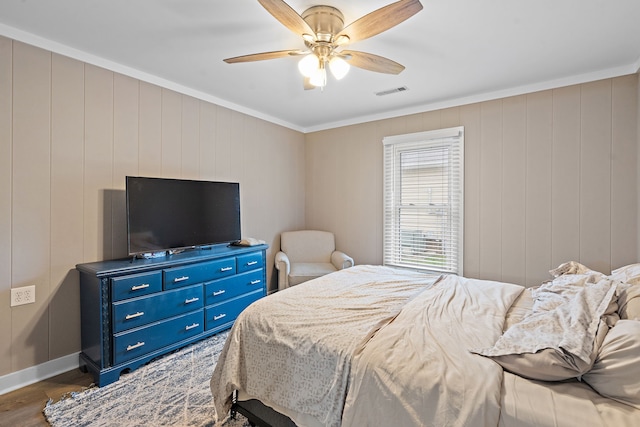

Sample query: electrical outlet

[11,285,36,307]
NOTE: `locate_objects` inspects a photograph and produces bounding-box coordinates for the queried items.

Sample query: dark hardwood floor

[0,369,93,427]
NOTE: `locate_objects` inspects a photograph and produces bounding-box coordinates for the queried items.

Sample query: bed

[211,263,640,427]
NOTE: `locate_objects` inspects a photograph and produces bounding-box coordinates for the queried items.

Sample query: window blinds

[383,127,464,274]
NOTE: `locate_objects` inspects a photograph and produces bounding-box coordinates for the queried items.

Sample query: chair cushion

[289,263,337,286]
[281,230,335,263]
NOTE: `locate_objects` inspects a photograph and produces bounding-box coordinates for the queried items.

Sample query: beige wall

[0,37,306,376]
[1,33,639,381]
[306,74,639,288]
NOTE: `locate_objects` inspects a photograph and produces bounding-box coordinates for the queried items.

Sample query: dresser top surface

[77,244,268,277]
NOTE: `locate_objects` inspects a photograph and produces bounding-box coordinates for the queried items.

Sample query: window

[383,127,464,274]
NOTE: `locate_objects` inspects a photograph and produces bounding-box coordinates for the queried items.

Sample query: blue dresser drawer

[205,291,263,330]
[112,284,203,333]
[113,310,204,365]
[236,268,265,293]
[111,271,162,302]
[236,252,263,273]
[204,269,264,306]
[204,275,244,306]
[163,257,236,290]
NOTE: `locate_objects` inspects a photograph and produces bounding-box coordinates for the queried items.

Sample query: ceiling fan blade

[335,0,423,44]
[257,0,315,36]
[341,50,405,75]
[224,50,304,63]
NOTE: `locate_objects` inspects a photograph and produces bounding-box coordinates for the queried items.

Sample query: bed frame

[231,393,297,427]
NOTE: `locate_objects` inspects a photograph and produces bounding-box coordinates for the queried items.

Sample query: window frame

[382,126,464,275]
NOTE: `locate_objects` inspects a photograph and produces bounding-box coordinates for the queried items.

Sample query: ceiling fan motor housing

[301,6,344,43]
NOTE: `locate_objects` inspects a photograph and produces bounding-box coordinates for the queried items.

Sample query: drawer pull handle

[127,341,145,351]
[213,290,226,296]
[131,283,150,291]
[125,311,144,320]
[185,297,199,304]
[185,323,200,331]
[250,280,261,285]
[246,261,258,266]
[213,313,226,321]
[220,267,233,272]
[174,276,190,283]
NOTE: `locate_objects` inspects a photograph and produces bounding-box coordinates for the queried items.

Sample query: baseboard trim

[0,352,80,396]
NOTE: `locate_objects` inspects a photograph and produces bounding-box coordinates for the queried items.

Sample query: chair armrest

[331,251,354,270]
[275,251,290,290]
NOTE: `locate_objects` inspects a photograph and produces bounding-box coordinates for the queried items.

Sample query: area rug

[44,331,250,427]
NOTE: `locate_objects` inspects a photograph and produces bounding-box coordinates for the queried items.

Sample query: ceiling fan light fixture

[309,64,327,87]
[329,56,350,80]
[298,54,320,78]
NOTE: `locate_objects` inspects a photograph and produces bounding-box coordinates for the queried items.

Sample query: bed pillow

[480,319,609,381]
[472,275,616,381]
[617,285,640,320]
[582,320,640,409]
[609,263,640,285]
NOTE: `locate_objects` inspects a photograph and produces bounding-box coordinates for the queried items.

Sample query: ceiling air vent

[375,86,408,96]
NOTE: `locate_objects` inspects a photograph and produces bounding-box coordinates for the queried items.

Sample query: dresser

[77,244,268,386]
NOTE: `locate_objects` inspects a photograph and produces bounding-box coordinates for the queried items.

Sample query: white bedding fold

[341,275,524,427]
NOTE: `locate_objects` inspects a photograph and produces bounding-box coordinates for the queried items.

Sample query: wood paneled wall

[306,74,639,287]
[0,37,306,376]
[1,33,638,381]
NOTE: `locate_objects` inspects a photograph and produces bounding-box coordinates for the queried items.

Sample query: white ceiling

[1,0,639,132]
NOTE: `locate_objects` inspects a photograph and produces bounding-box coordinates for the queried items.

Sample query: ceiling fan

[223,0,423,89]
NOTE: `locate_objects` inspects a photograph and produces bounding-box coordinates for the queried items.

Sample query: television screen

[126,176,241,255]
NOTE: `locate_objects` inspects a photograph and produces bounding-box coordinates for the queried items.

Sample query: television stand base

[136,251,167,259]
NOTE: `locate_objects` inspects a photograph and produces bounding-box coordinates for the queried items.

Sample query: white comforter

[211,265,441,427]
[211,264,640,427]
[341,275,523,427]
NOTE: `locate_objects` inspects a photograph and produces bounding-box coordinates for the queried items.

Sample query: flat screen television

[126,176,241,256]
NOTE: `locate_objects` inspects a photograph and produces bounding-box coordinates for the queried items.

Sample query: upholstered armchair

[275,230,354,291]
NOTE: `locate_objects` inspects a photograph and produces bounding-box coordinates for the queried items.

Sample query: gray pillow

[617,285,640,320]
[473,275,616,381]
[483,319,608,381]
[583,320,640,409]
